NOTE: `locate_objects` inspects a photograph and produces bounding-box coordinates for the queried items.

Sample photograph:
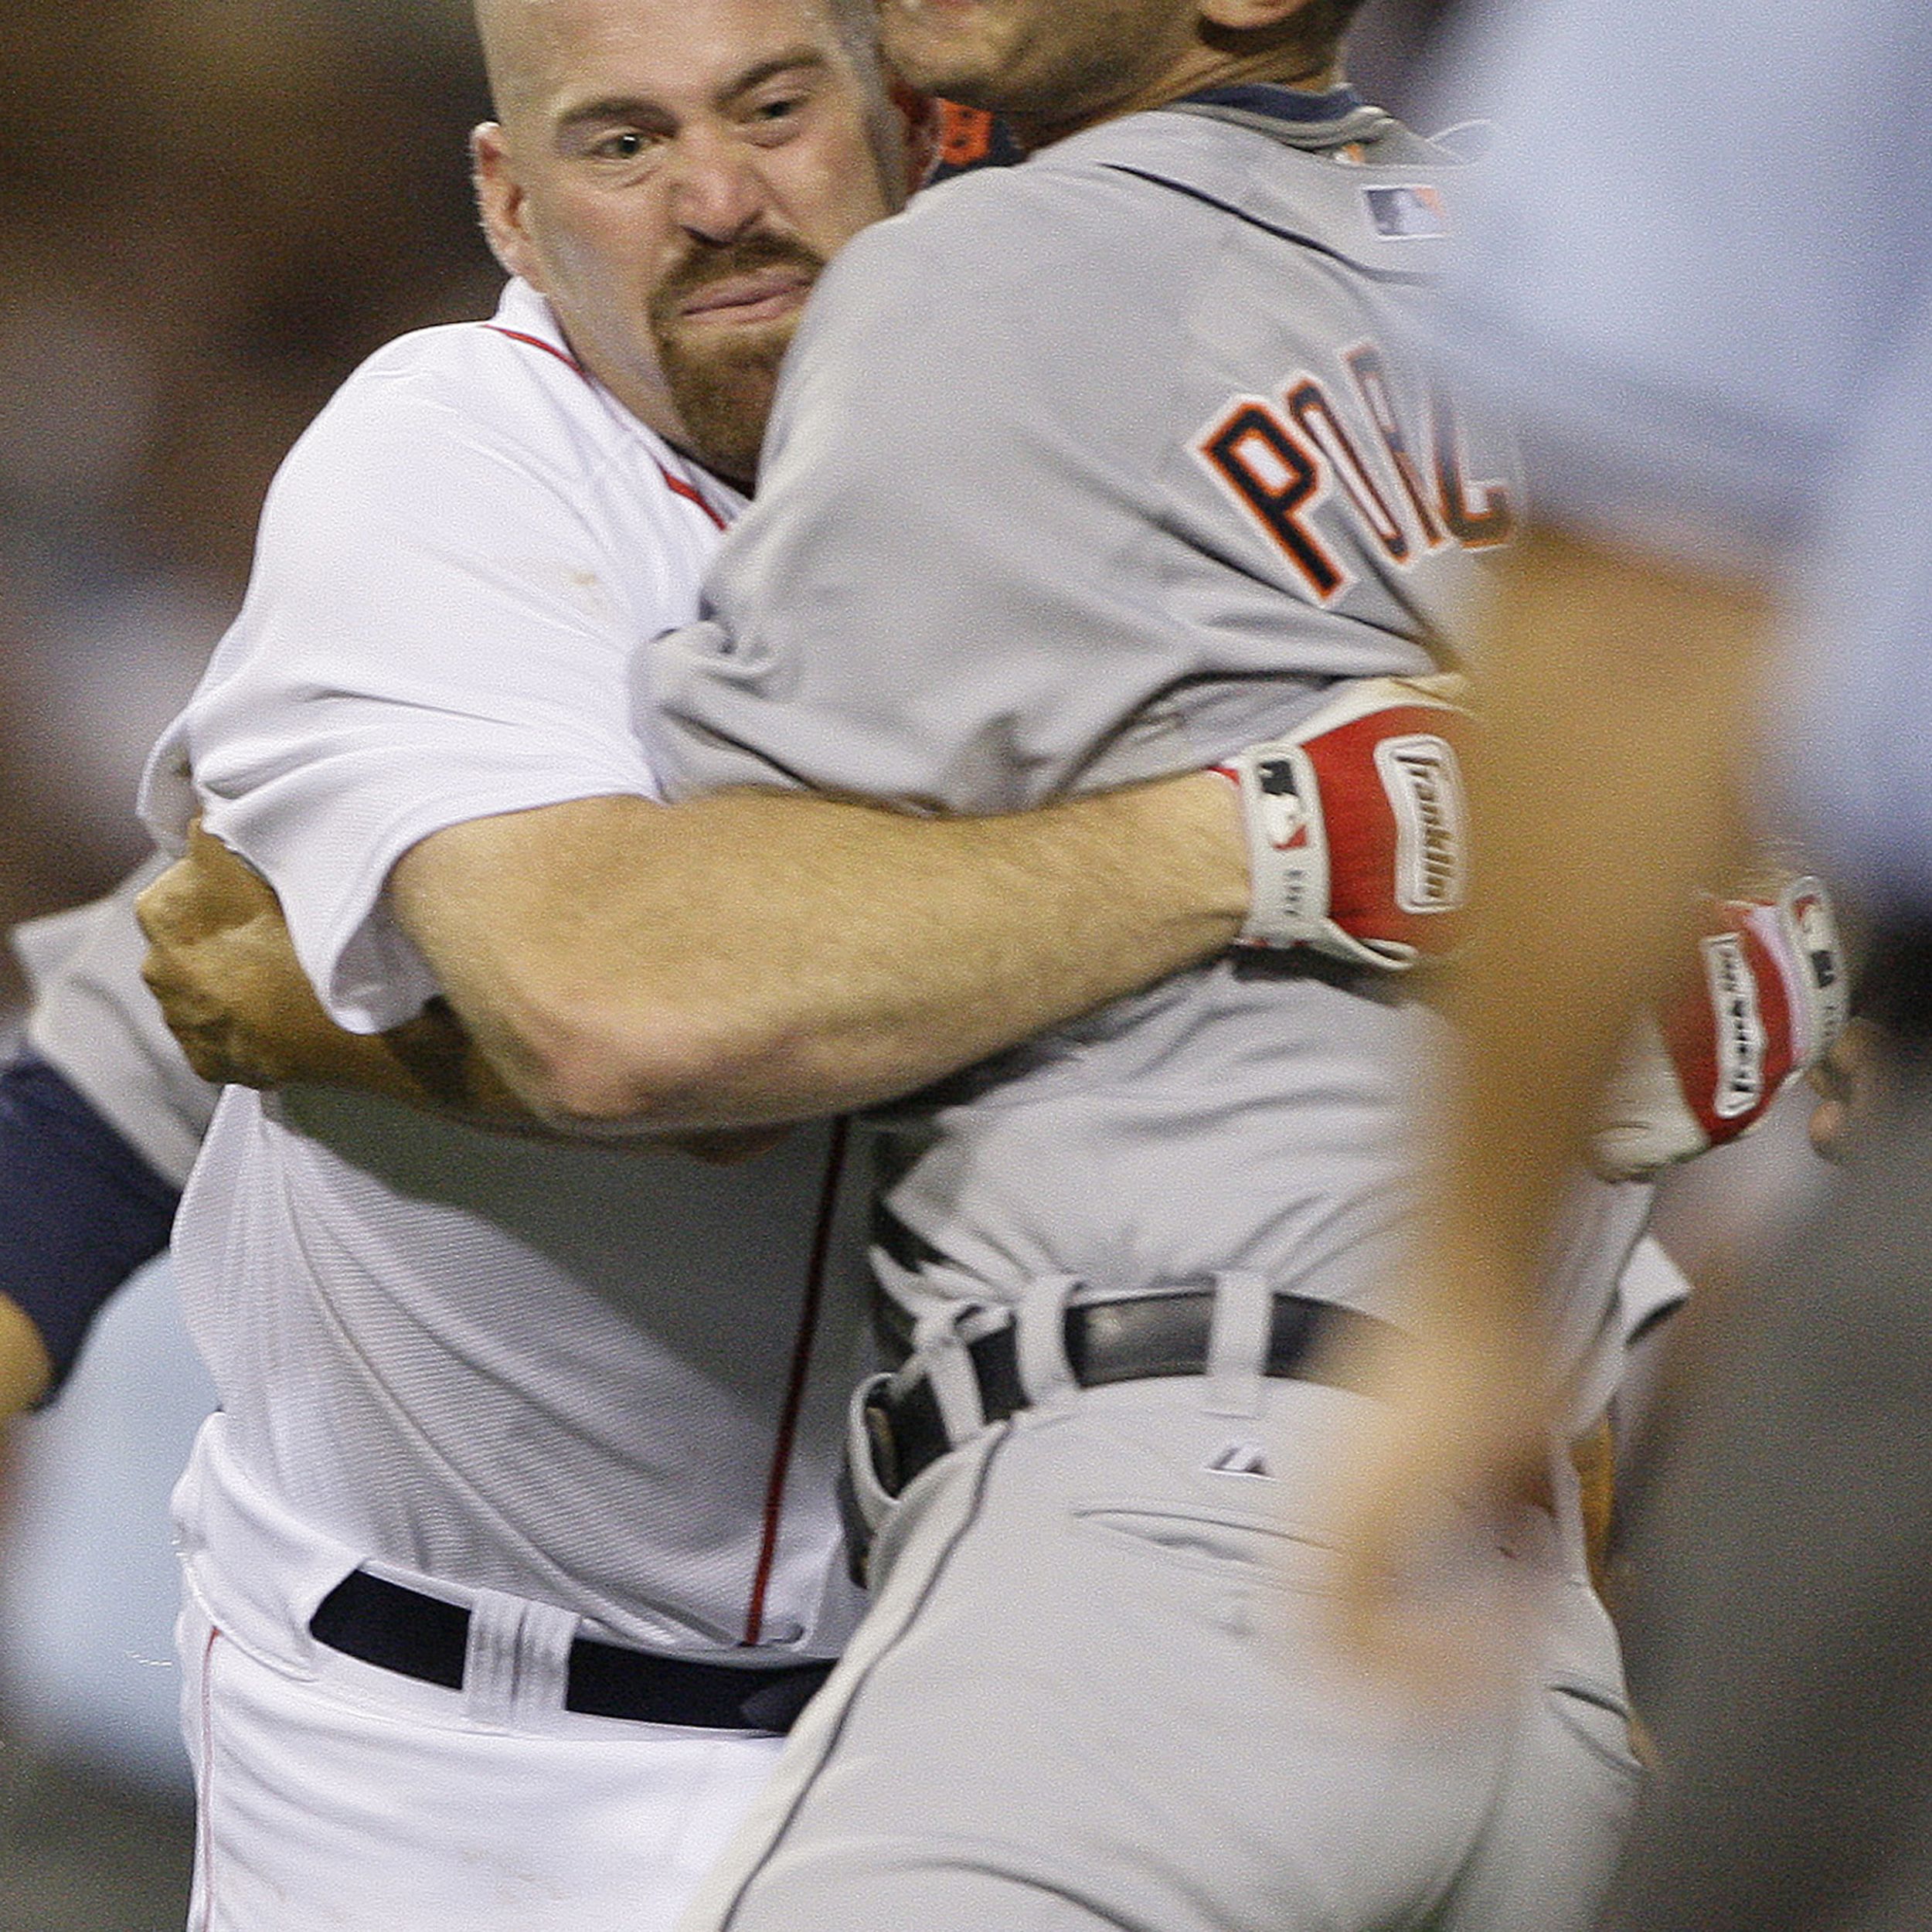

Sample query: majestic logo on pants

[1206,1440,1272,1478]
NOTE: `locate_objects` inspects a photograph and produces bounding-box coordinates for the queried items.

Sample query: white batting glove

[1214,673,1473,971]
[1589,876,1852,1179]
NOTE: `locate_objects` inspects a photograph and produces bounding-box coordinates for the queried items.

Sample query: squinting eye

[592,130,654,161]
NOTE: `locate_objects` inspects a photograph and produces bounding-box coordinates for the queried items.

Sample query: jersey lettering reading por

[1345,344,1445,548]
[1198,403,1347,599]
[1194,339,1515,601]
[1287,377,1411,564]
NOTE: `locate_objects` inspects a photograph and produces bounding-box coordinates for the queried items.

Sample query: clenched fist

[135,821,325,1089]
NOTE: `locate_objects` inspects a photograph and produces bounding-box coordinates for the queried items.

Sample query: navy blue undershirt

[1181,83,1366,124]
[0,1048,179,1400]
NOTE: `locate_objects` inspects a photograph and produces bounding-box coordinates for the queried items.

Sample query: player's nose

[665,130,768,244]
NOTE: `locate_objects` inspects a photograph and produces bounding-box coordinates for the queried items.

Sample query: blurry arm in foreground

[1327,520,1780,1680]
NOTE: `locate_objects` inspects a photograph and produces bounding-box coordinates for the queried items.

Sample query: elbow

[495,982,791,1129]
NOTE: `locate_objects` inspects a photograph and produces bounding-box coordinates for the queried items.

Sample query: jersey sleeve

[141,352,664,1032]
[0,1046,180,1402]
[19,860,217,1187]
[1439,0,1932,560]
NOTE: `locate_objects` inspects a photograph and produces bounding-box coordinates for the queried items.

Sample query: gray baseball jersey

[655,89,1645,1932]
[648,88,1645,1383]
[19,859,217,1187]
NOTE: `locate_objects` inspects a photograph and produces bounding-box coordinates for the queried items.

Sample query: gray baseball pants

[676,1284,1641,1932]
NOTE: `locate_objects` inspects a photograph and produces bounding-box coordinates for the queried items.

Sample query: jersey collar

[1179,83,1365,126]
[489,277,579,366]
[485,278,743,524]
[1163,82,1393,154]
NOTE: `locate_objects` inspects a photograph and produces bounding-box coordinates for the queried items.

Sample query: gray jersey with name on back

[646,96,1645,1362]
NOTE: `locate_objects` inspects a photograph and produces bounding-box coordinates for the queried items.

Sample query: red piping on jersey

[656,463,730,531]
[484,323,585,376]
[742,1115,851,1647]
[485,322,731,532]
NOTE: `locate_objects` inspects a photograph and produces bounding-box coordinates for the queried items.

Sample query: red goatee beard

[648,233,827,488]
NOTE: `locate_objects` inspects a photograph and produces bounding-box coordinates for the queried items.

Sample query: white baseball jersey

[141,280,869,1662]
[646,93,1648,1389]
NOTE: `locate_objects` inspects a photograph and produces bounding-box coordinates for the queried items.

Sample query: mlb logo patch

[1252,753,1311,852]
[1363,184,1448,239]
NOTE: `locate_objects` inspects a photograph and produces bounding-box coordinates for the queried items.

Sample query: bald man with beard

[124,0,1266,1925]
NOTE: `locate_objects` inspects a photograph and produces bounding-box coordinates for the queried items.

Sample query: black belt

[862,1288,1393,1502]
[309,1570,833,1733]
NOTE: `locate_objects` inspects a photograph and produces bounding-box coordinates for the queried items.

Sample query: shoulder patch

[1362,184,1448,240]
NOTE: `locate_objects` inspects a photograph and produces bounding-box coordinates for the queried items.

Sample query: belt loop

[462,1588,579,1731]
[911,1301,988,1448]
[1015,1274,1083,1413]
[1205,1271,1272,1417]
[844,1371,898,1526]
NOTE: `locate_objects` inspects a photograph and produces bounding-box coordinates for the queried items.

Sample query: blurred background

[0,0,498,1017]
[0,5,494,1922]
[0,2,1812,1926]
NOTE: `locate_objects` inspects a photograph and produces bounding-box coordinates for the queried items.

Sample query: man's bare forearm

[1325,520,1783,1676]
[389,773,1248,1132]
[1430,520,1777,1312]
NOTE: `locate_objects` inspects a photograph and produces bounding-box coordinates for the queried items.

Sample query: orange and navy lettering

[1195,338,1515,600]
[1197,401,1345,599]
[1287,377,1410,564]
[934,102,997,173]
[1430,387,1516,550]
[1345,344,1446,549]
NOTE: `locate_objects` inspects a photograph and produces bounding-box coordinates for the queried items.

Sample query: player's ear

[471,122,543,286]
[1197,0,1317,29]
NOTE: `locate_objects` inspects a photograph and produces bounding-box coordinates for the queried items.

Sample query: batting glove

[1589,876,1852,1179]
[1214,673,1473,970]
